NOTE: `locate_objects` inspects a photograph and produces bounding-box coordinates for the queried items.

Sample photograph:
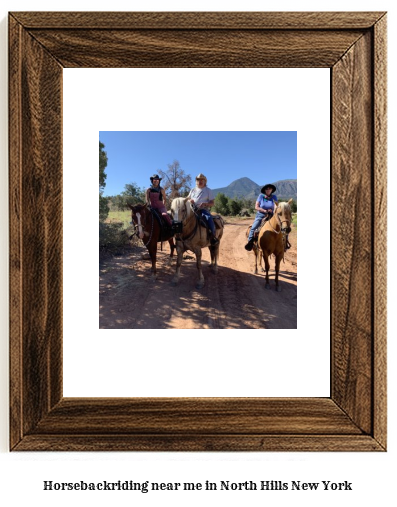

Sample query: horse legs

[275,253,283,292]
[194,248,205,289]
[252,245,258,274]
[171,244,183,286]
[263,252,271,289]
[147,242,157,279]
[168,238,176,257]
[259,250,265,273]
[208,244,219,274]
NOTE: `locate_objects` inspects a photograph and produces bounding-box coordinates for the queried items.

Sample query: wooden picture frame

[9,11,387,451]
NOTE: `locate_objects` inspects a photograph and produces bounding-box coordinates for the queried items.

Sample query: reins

[142,209,154,246]
[175,202,199,243]
[267,212,282,234]
[263,205,291,252]
[132,206,154,246]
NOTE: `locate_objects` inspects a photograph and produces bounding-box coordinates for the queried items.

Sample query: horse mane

[171,197,193,220]
[130,203,148,212]
[277,201,291,217]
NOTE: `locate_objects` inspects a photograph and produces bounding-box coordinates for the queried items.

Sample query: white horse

[170,197,224,289]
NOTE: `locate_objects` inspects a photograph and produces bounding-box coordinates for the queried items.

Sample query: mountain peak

[212,177,297,201]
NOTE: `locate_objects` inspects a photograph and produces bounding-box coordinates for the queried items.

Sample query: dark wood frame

[9,12,387,451]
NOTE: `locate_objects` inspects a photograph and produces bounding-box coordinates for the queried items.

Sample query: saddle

[252,214,272,241]
[213,215,224,229]
[197,213,223,230]
[195,212,224,241]
[150,208,173,240]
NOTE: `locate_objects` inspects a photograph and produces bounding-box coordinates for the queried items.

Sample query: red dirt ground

[99,218,297,329]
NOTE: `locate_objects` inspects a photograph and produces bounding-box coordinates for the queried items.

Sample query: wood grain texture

[27,29,364,68]
[373,15,387,449]
[14,435,382,452]
[11,11,386,29]
[9,15,23,450]
[9,11,387,452]
[31,398,362,435]
[331,32,373,434]
[9,15,64,447]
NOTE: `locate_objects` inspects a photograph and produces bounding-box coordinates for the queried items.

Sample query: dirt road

[99,218,297,329]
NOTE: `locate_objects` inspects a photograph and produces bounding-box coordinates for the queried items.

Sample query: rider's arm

[145,188,150,205]
[255,201,268,214]
[199,199,214,209]
[161,188,167,206]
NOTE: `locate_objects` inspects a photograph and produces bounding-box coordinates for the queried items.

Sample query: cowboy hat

[150,174,162,182]
[196,173,207,184]
[261,183,276,194]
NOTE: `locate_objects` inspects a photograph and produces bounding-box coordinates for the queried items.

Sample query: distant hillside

[272,179,298,201]
[212,177,297,202]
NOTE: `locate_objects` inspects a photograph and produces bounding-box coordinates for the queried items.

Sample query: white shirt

[188,186,214,205]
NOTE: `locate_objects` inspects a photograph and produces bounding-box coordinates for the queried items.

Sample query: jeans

[248,212,269,241]
[199,209,216,235]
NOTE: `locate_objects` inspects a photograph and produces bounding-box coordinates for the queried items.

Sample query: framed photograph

[9,11,386,451]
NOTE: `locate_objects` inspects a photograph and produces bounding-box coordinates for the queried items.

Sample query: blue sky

[99,131,297,196]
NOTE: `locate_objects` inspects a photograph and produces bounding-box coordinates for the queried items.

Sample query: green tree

[99,141,109,221]
[99,141,108,192]
[120,182,145,208]
[240,197,256,213]
[228,198,242,216]
[214,193,229,215]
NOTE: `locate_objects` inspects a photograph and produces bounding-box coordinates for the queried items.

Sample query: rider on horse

[145,174,173,229]
[245,183,278,251]
[187,173,219,245]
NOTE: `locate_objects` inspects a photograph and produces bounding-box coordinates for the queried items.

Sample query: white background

[63,67,330,398]
[0,1,395,507]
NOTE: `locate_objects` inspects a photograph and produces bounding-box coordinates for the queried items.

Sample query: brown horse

[129,204,175,278]
[170,197,224,289]
[256,199,293,291]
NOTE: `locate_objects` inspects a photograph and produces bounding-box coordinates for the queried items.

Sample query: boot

[245,238,254,251]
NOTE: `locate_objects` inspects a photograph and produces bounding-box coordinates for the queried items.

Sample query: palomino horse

[170,197,224,289]
[129,204,175,278]
[256,199,293,291]
[245,224,264,274]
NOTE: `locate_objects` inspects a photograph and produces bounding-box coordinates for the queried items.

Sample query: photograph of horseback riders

[99,131,297,329]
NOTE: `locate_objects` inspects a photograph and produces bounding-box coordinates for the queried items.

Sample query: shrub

[99,222,137,257]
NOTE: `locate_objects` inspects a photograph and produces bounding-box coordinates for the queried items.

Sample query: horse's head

[129,203,150,239]
[170,197,191,223]
[275,199,293,233]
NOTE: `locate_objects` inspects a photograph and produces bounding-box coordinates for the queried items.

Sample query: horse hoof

[276,286,281,292]
[171,279,178,286]
[196,281,205,289]
[265,284,271,290]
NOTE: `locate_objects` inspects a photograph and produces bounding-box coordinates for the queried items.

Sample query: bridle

[172,200,197,242]
[267,205,292,248]
[131,206,154,246]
